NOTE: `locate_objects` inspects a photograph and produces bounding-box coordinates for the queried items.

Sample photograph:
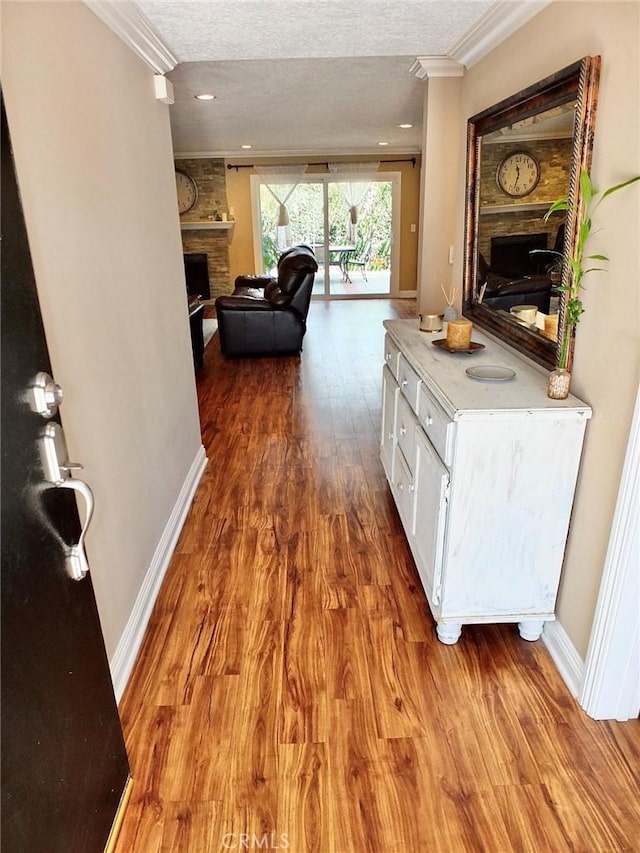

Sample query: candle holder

[547,368,571,400]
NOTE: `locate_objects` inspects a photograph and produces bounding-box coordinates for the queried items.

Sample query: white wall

[450,0,640,657]
[2,1,204,659]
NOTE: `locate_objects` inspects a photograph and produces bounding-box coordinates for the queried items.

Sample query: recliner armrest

[485,275,552,297]
[215,294,276,311]
[233,274,274,290]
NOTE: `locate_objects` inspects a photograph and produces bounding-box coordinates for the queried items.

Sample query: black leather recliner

[479,224,565,314]
[477,253,553,314]
[215,245,318,357]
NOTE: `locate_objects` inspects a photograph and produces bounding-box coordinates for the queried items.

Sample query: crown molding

[410,57,465,80]
[450,0,552,68]
[84,0,178,73]
[173,146,422,160]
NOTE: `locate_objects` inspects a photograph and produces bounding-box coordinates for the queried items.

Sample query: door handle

[58,478,94,581]
[39,421,94,581]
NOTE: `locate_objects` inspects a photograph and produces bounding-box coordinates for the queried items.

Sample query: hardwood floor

[116,298,639,852]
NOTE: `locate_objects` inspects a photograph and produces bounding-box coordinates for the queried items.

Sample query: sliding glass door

[253,173,400,298]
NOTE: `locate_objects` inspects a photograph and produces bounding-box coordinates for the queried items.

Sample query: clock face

[496,151,540,198]
[175,170,198,214]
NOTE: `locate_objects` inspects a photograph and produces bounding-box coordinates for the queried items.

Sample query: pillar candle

[446,318,473,349]
[543,314,559,341]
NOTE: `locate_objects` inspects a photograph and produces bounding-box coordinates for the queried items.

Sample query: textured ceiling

[166,56,428,156]
[137,0,495,62]
[133,0,499,157]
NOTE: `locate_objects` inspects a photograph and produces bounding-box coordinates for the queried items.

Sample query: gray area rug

[202,319,218,348]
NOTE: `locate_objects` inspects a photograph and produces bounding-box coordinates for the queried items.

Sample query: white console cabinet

[381,319,591,644]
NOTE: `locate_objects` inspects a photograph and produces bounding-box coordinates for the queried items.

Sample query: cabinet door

[412,427,449,606]
[381,365,398,482]
[392,443,415,530]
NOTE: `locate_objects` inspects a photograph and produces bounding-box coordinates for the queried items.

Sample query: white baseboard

[542,619,584,699]
[395,289,417,298]
[110,445,207,701]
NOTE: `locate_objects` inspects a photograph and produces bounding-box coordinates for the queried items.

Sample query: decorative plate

[465,365,516,382]
[432,339,485,354]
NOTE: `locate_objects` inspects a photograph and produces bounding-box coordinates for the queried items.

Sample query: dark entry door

[1,96,130,852]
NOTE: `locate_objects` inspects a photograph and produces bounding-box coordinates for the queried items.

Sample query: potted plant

[543,169,640,399]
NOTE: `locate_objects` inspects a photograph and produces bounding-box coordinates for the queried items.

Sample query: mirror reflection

[476,101,575,344]
[463,57,601,369]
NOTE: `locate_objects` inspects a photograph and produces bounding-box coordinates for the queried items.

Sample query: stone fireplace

[175,157,232,301]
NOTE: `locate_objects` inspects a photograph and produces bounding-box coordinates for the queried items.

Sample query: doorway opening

[251,172,400,298]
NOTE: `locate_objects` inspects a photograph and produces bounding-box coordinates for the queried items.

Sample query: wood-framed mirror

[463,56,601,369]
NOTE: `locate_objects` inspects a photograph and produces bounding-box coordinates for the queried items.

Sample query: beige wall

[224,164,255,284]
[2,2,203,659]
[225,157,421,291]
[452,0,640,657]
[418,76,463,314]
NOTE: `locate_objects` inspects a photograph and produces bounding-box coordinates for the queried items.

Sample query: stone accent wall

[175,157,231,300]
[478,137,571,264]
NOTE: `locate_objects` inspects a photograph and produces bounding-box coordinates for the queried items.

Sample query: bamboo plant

[544,170,640,370]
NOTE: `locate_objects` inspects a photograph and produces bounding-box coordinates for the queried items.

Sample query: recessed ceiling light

[195,93,216,101]
[398,123,413,129]
[241,144,252,149]
[378,141,389,146]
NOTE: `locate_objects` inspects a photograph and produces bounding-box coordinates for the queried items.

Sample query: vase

[443,305,458,322]
[547,367,571,400]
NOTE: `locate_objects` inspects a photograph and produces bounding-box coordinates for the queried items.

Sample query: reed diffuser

[441,283,459,322]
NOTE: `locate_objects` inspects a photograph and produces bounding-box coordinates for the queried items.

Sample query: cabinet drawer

[397,355,421,411]
[384,334,401,379]
[396,392,418,475]
[417,383,453,466]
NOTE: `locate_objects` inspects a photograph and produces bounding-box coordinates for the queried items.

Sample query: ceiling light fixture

[241,144,252,149]
[195,93,216,101]
[398,123,413,129]
[378,141,389,146]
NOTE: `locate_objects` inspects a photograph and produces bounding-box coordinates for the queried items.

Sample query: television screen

[490,233,548,279]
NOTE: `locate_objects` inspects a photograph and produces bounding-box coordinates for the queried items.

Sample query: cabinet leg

[436,622,462,645]
[518,620,545,641]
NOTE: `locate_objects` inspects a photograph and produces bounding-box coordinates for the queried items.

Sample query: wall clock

[175,169,198,214]
[496,151,540,198]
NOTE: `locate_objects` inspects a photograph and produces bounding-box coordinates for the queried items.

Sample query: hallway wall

[2,1,204,660]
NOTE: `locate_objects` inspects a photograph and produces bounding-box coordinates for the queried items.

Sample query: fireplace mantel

[180,221,234,234]
[479,202,550,215]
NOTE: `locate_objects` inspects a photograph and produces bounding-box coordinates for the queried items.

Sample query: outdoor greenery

[260,180,392,274]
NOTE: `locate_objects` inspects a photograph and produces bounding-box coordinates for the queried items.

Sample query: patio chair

[344,237,373,282]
